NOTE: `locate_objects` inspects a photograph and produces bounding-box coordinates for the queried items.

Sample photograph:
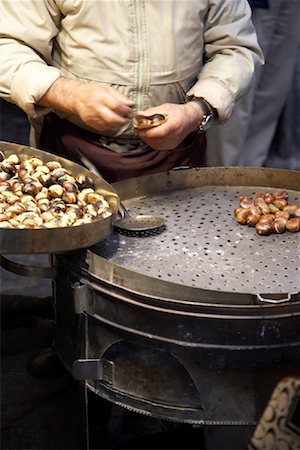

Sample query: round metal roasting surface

[93,181,300,295]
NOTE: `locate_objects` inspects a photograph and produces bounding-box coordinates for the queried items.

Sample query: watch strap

[192,97,217,117]
[191,97,216,132]
[192,97,212,115]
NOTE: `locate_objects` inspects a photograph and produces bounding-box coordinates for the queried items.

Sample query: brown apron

[39,113,206,183]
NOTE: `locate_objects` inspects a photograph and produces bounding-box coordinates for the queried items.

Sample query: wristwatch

[191,97,217,132]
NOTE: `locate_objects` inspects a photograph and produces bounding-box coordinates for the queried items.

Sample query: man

[206,0,300,167]
[0,0,263,182]
[0,3,264,447]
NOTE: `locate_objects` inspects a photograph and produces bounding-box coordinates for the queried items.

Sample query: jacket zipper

[134,0,147,112]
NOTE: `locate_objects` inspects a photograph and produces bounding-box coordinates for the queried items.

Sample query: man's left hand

[134,102,203,151]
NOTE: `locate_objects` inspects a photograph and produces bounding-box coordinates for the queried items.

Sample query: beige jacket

[0,0,263,140]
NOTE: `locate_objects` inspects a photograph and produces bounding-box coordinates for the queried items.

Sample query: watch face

[200,113,214,132]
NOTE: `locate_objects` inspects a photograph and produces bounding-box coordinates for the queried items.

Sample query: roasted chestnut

[255,220,273,235]
[0,171,12,182]
[62,191,77,204]
[48,184,64,198]
[46,161,61,171]
[246,206,261,227]
[272,216,288,234]
[132,113,167,129]
[22,182,42,197]
[234,207,249,225]
[286,217,300,233]
[273,199,287,210]
[263,193,275,205]
[282,204,299,217]
[76,175,94,190]
[1,160,17,174]
[240,196,253,209]
[63,181,78,193]
[254,198,270,215]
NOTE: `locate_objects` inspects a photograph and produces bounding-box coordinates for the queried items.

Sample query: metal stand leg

[83,387,112,449]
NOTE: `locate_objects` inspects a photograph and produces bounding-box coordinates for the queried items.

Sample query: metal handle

[72,358,114,383]
[256,293,292,304]
[0,254,56,279]
[74,147,104,180]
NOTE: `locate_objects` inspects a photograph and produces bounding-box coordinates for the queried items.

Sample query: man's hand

[38,77,135,131]
[134,102,204,151]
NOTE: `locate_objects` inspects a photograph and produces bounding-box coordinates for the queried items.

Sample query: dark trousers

[40,113,206,183]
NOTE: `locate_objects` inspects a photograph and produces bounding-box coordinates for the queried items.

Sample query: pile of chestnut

[0,152,112,229]
[234,191,300,235]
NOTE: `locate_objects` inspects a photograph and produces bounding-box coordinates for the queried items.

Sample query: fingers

[135,103,192,150]
[136,124,180,151]
[106,98,134,120]
[97,105,132,127]
[105,88,135,118]
[75,83,135,130]
[89,85,134,119]
[81,105,132,131]
[110,88,135,107]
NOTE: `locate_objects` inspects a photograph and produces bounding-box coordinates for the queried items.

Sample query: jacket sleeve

[0,0,62,118]
[187,0,264,122]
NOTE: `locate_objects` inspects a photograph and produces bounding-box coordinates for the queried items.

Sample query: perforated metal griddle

[94,185,300,295]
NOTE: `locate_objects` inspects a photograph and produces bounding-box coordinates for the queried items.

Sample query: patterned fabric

[248,377,300,450]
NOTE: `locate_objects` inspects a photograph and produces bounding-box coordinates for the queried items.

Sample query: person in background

[264,40,300,170]
[206,0,300,168]
[0,0,263,184]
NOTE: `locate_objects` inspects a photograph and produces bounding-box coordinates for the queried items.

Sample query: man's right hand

[38,77,135,131]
